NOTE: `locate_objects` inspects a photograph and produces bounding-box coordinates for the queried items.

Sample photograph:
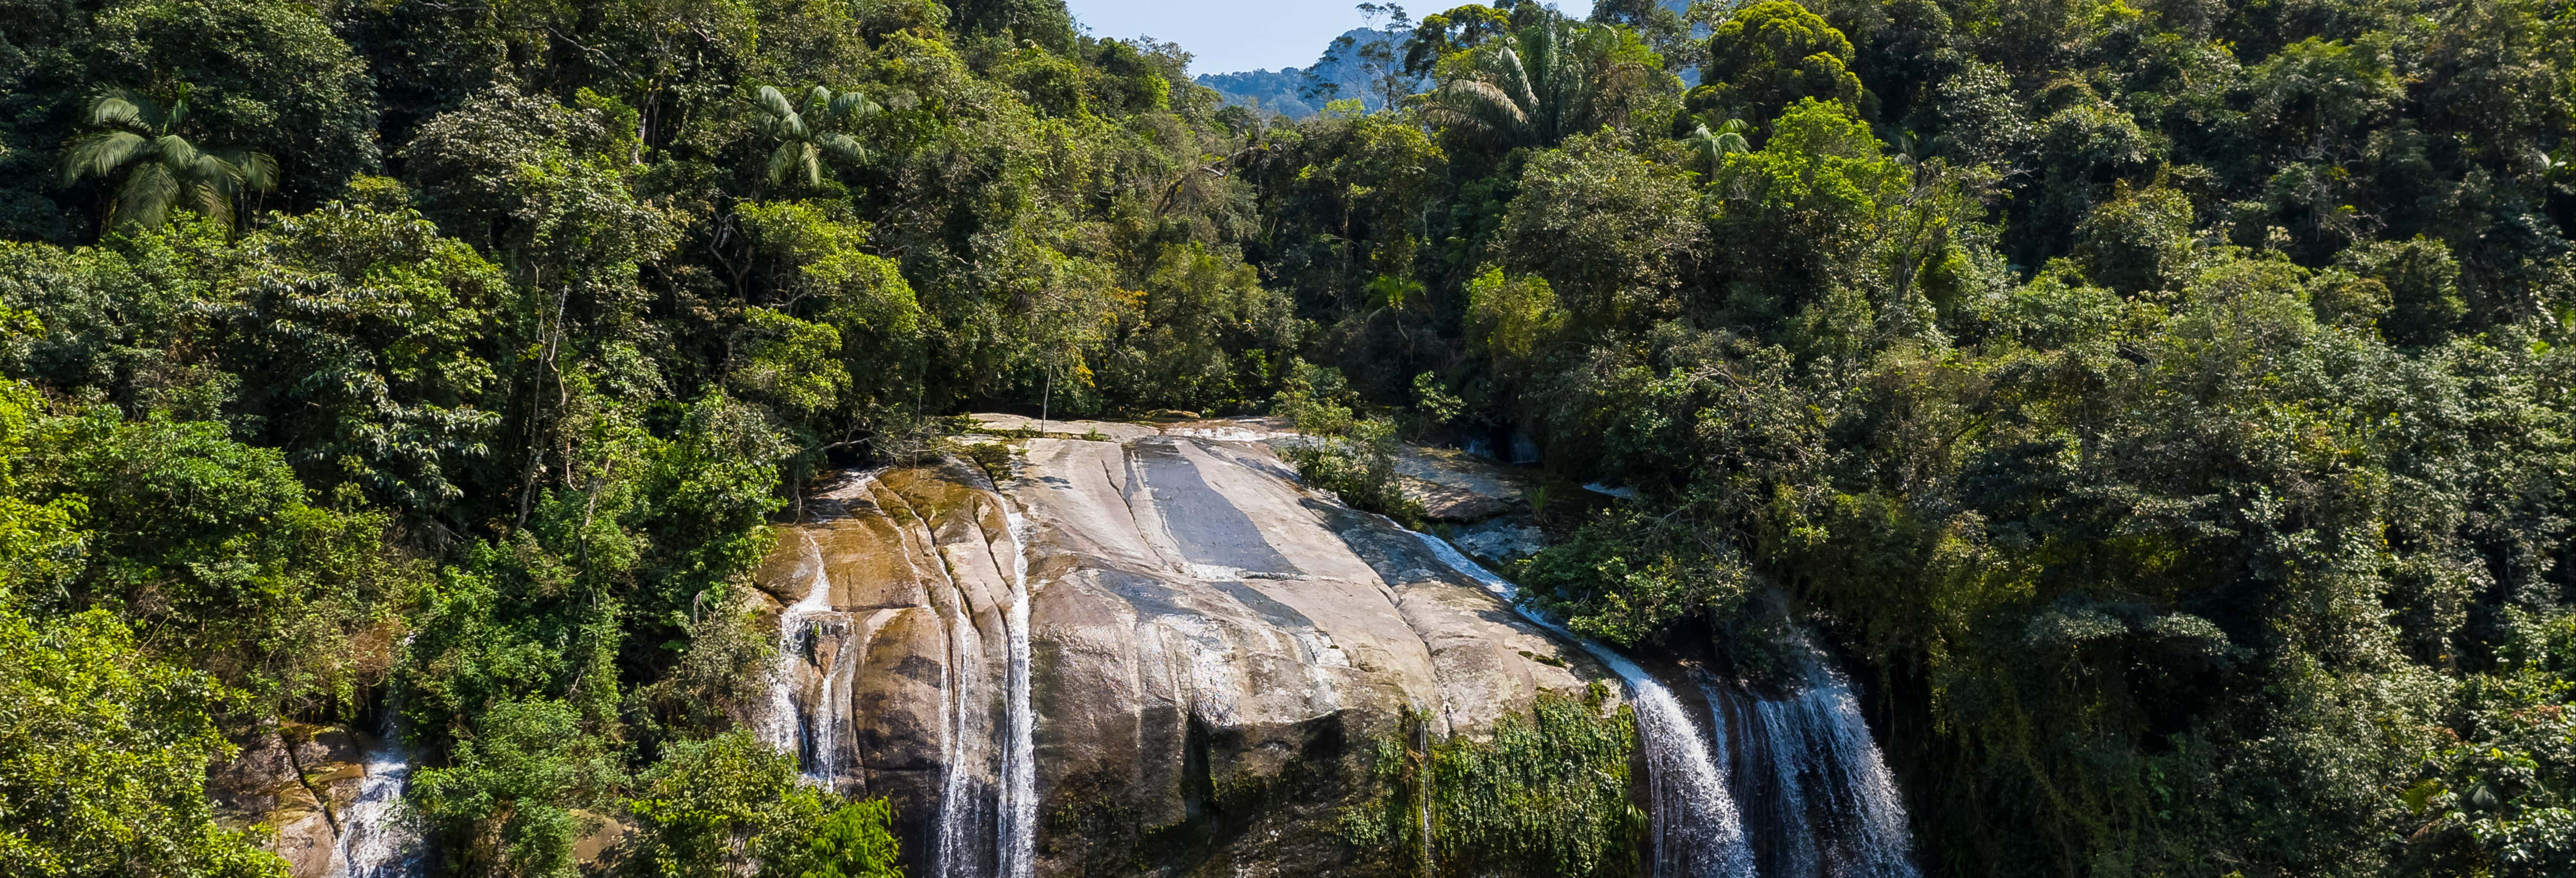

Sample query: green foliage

[1345,687,1639,877]
[766,800,904,878]
[87,0,378,200]
[1416,14,1668,151]
[1524,508,1754,647]
[623,730,851,878]
[25,409,421,710]
[0,606,288,878]
[410,697,624,878]
[1702,0,1864,122]
[57,87,277,231]
[751,85,878,191]
[2404,609,2576,877]
[1276,361,1423,522]
[2072,182,2197,297]
[1493,133,1701,324]
[6,0,2576,875]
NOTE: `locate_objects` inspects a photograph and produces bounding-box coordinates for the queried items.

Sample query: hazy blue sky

[1064,0,1592,75]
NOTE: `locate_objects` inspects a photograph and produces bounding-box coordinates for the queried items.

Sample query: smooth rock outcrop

[757,427,1617,876]
[207,725,382,878]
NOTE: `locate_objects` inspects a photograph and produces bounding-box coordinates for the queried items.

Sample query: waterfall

[767,530,861,789]
[996,505,1037,878]
[1406,530,1755,878]
[338,705,426,878]
[1704,638,1920,878]
[915,489,997,878]
[767,472,1038,878]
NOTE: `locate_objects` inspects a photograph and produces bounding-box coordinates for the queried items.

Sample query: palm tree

[59,87,277,231]
[1414,17,1659,150]
[1685,117,1752,176]
[752,85,877,188]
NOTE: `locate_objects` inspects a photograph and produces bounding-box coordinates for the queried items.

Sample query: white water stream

[1407,530,1756,878]
[1705,638,1921,878]
[766,529,857,789]
[338,708,426,878]
[996,506,1037,878]
[765,472,1039,878]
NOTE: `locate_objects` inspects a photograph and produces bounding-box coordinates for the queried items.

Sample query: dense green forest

[3,0,2576,875]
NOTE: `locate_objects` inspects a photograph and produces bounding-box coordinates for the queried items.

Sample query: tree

[1415,15,1666,150]
[409,698,623,878]
[1404,4,1512,77]
[751,85,877,190]
[1684,117,1751,177]
[1493,131,1703,325]
[1702,0,1864,123]
[0,607,290,878]
[88,0,378,202]
[57,88,276,232]
[625,730,900,878]
[0,374,288,878]
[25,409,422,712]
[774,800,904,878]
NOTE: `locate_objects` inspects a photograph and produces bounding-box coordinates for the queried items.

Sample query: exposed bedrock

[753,428,1616,877]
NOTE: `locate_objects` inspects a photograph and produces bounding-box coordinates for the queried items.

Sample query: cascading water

[1703,638,1920,878]
[768,470,1040,878]
[767,527,861,791]
[1406,530,1755,878]
[338,705,426,878]
[892,483,999,878]
[996,505,1037,878]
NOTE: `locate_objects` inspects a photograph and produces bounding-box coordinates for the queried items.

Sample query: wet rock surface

[206,724,378,878]
[759,424,1613,877]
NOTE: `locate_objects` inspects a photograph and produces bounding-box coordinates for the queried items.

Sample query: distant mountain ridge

[1196,26,1414,118]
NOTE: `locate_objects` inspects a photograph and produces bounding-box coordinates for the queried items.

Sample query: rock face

[756,425,1619,877]
[206,725,377,878]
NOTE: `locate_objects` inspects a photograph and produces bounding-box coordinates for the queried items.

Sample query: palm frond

[818,133,866,166]
[1714,119,1751,154]
[233,150,280,192]
[1489,47,1540,122]
[766,142,800,185]
[755,85,796,121]
[115,161,179,230]
[153,134,199,169]
[87,90,152,129]
[190,163,235,227]
[61,130,147,185]
[1420,80,1536,146]
[829,91,879,119]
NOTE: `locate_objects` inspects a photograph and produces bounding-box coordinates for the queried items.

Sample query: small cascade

[1406,530,1755,878]
[996,506,1037,878]
[917,495,997,878]
[338,707,426,878]
[1703,637,1920,878]
[767,530,862,790]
